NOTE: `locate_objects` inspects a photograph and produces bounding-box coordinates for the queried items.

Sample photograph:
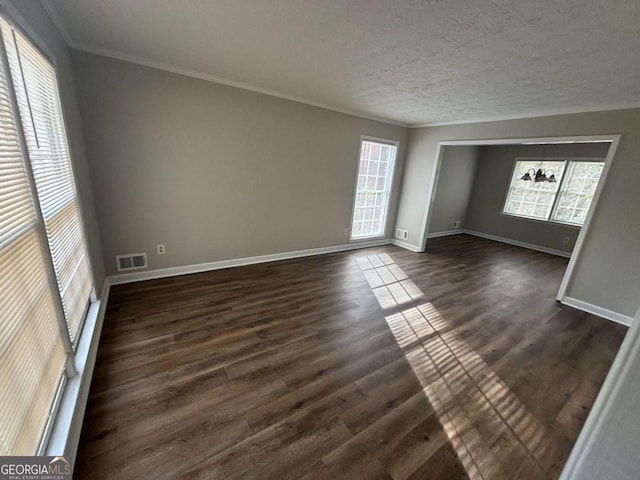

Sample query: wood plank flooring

[74,235,627,479]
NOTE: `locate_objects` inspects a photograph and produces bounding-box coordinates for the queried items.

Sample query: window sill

[500,213,582,229]
[45,282,109,464]
[349,234,388,242]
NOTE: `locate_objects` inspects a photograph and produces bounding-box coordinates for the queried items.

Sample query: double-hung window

[503,158,604,226]
[350,137,398,239]
[0,16,93,455]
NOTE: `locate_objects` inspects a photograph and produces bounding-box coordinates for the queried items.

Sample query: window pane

[351,140,397,238]
[523,190,539,203]
[3,23,93,341]
[537,191,555,205]
[510,188,525,201]
[360,142,370,160]
[572,209,588,224]
[364,207,374,220]
[562,193,579,209]
[521,203,535,216]
[506,200,520,213]
[533,204,549,217]
[380,146,390,162]
[552,161,604,226]
[567,176,584,191]
[0,21,67,455]
[554,207,570,222]
[503,159,566,220]
[370,143,381,160]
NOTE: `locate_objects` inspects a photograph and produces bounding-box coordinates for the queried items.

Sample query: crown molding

[40,0,408,127]
[72,43,409,127]
[409,103,640,128]
[40,0,640,131]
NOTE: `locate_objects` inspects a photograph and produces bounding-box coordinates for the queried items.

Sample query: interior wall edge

[560,306,640,479]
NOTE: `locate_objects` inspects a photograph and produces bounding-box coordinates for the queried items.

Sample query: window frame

[0,7,97,308]
[349,135,399,241]
[0,9,97,455]
[502,157,567,223]
[2,18,95,345]
[501,156,605,228]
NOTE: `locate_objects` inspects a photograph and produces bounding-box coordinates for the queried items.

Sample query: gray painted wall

[428,146,478,233]
[71,51,408,275]
[395,108,640,317]
[465,143,608,254]
[0,0,105,290]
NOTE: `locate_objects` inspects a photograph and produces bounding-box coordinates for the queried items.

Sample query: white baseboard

[429,230,632,326]
[426,229,466,238]
[393,229,572,257]
[391,239,421,252]
[109,239,392,285]
[463,229,572,258]
[561,296,633,326]
[47,278,111,466]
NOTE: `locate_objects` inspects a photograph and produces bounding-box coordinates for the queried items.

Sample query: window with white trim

[351,138,397,239]
[503,158,604,226]
[0,16,93,455]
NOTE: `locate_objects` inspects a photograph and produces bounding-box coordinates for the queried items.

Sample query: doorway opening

[417,135,620,308]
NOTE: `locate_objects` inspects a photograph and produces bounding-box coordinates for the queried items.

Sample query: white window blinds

[0,15,93,455]
[0,28,66,455]
[1,20,92,341]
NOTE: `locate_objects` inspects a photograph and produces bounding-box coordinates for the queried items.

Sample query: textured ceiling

[43,0,640,126]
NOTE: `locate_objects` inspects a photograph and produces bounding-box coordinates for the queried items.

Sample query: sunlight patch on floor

[357,254,423,309]
[357,253,562,479]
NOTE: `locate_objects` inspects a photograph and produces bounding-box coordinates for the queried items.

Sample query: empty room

[0,1,639,479]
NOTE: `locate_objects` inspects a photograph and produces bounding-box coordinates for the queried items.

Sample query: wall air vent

[395,228,409,240]
[116,252,148,272]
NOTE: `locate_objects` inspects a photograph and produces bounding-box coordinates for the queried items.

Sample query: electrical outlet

[157,244,165,255]
[344,228,349,237]
[452,220,462,229]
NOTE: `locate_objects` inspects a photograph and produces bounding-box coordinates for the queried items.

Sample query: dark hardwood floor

[74,235,627,479]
